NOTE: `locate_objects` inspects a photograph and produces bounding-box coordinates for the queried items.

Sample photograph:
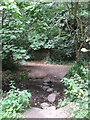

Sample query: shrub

[58,98,70,107]
[61,63,88,100]
[61,73,88,100]
[59,63,89,118]
[70,95,89,118]
[67,62,88,79]
[0,81,31,119]
[1,1,30,69]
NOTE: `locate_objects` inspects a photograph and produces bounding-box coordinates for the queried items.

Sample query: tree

[64,2,88,63]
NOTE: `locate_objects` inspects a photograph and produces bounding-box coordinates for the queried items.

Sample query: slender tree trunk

[65,2,86,64]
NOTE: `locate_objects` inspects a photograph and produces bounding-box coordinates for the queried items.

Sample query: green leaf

[10,35,16,40]
[20,60,26,65]
[20,50,26,53]
[25,56,30,60]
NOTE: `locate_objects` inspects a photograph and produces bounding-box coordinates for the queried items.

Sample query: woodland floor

[23,62,71,118]
[2,62,71,118]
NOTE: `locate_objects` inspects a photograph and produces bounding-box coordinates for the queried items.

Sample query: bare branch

[66,3,71,17]
[74,2,79,16]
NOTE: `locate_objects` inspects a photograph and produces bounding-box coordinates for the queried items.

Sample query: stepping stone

[42,86,50,91]
[46,106,56,110]
[23,105,70,118]
[47,93,57,103]
[43,82,49,86]
[47,88,53,92]
[23,107,43,118]
[44,78,52,83]
[40,102,50,109]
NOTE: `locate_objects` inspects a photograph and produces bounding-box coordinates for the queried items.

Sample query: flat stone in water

[40,102,50,109]
[47,88,53,92]
[47,93,57,103]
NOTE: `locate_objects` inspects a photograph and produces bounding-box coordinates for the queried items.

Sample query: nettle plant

[61,64,88,100]
[0,81,31,119]
[62,73,88,100]
[60,63,89,118]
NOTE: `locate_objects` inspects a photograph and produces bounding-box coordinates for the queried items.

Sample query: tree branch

[74,2,79,17]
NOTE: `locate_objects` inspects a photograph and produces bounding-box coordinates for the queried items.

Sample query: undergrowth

[0,81,31,119]
[59,62,89,118]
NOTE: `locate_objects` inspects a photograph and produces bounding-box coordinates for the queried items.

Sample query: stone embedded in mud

[47,93,57,103]
[47,88,53,92]
[43,82,49,86]
[42,86,50,91]
[51,84,54,87]
[43,78,52,83]
[40,102,50,109]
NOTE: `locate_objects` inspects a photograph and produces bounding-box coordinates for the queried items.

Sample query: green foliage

[70,96,89,118]
[67,62,88,79]
[61,73,88,100]
[59,63,89,118]
[18,71,27,81]
[58,98,70,107]
[0,81,31,119]
[1,1,89,68]
[61,63,88,100]
[1,1,30,69]
[24,2,64,50]
[28,32,48,50]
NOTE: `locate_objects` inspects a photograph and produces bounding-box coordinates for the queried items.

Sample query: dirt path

[22,62,71,118]
[23,62,70,79]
